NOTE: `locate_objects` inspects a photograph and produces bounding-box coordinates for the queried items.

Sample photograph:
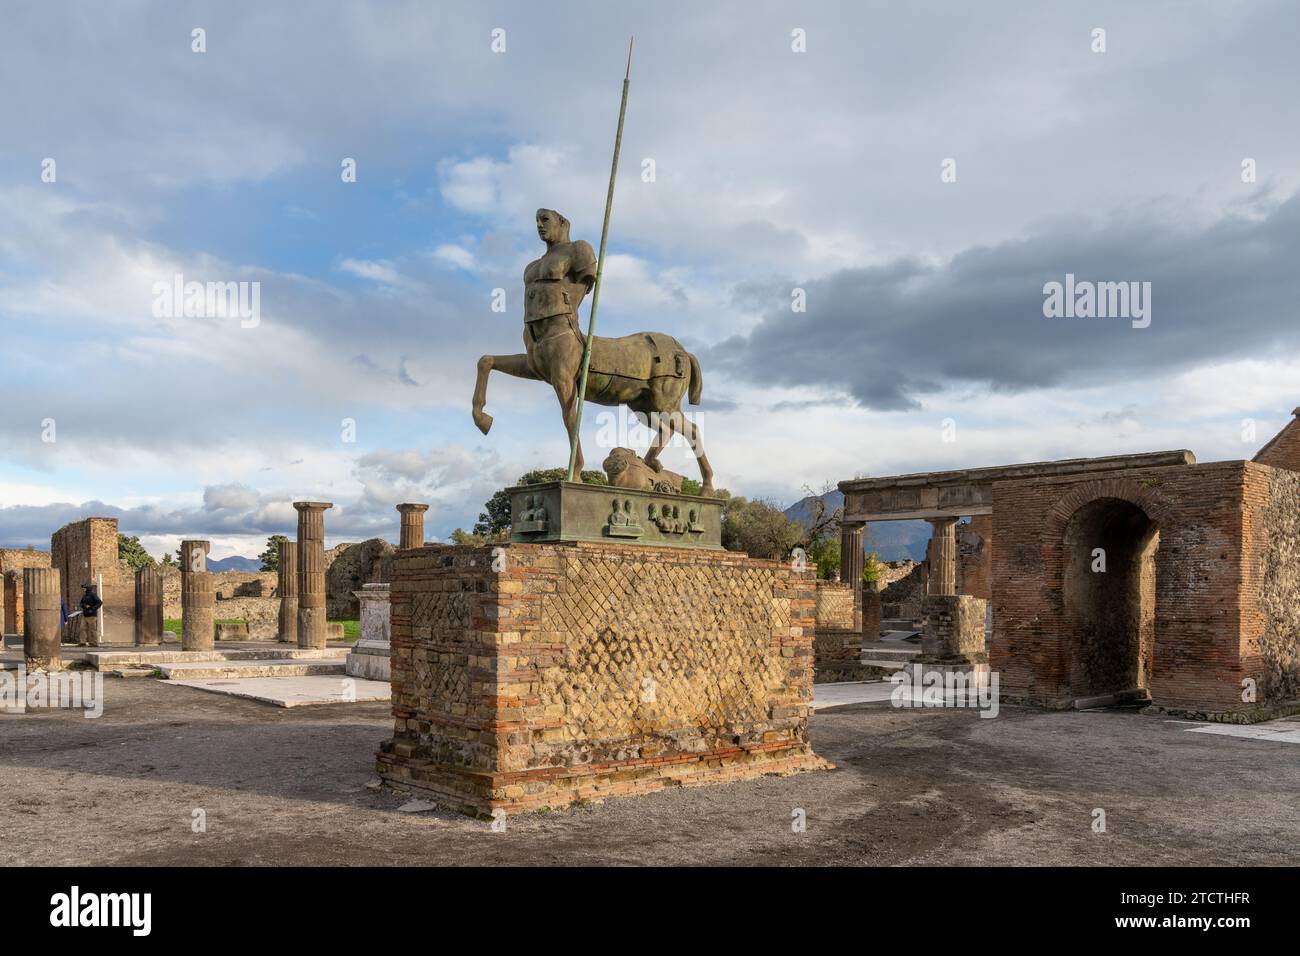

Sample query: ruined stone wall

[326,539,394,618]
[50,518,134,644]
[814,580,869,680]
[880,560,926,620]
[814,580,854,631]
[379,541,825,814]
[992,462,1250,714]
[1243,462,1300,707]
[0,549,51,635]
[160,567,280,618]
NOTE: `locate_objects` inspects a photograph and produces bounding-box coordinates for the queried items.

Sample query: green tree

[808,536,841,580]
[259,534,288,571]
[719,492,804,560]
[117,533,155,570]
[160,551,177,568]
[473,468,607,537]
[448,528,487,546]
[863,551,884,585]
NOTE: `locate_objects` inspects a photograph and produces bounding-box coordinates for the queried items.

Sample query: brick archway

[1043,477,1175,547]
[1046,478,1172,701]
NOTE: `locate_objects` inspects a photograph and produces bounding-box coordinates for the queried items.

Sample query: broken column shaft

[22,567,62,670]
[135,565,164,645]
[295,501,333,649]
[277,539,298,644]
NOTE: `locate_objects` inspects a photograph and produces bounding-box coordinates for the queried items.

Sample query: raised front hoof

[473,410,494,434]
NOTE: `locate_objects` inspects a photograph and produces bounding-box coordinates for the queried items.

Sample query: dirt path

[2,680,1296,866]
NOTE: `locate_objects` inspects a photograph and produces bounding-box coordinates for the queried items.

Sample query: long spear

[567,38,632,481]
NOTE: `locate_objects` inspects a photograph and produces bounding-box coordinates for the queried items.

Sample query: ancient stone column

[180,539,210,574]
[861,577,883,643]
[295,501,333,649]
[397,503,429,550]
[839,523,864,586]
[277,539,298,644]
[839,522,865,632]
[926,517,959,597]
[22,567,61,670]
[135,565,164,645]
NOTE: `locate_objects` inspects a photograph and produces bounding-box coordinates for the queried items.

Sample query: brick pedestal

[920,594,988,663]
[378,541,831,815]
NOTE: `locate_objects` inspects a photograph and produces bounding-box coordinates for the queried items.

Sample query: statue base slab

[508,480,723,550]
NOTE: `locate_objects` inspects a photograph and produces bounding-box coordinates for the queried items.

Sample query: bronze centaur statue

[471,208,714,495]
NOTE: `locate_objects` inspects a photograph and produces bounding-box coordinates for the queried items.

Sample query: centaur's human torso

[522,240,597,374]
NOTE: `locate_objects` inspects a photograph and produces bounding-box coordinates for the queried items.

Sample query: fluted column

[397,503,429,550]
[295,501,333,649]
[926,517,959,597]
[277,539,298,644]
[22,567,61,670]
[180,539,210,574]
[181,539,215,651]
[135,565,164,645]
[839,522,864,632]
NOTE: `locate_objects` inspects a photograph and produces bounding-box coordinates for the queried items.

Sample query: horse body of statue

[471,208,714,495]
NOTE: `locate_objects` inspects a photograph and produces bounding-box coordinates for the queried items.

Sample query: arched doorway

[1061,497,1159,702]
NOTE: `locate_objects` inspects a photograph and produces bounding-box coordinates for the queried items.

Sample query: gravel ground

[2,679,1298,866]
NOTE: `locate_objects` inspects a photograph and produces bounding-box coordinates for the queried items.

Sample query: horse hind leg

[681,415,714,496]
[641,405,675,474]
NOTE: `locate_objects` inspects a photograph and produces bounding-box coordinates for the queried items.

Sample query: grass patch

[330,619,361,641]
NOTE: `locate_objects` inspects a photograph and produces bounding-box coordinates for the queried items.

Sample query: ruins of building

[838,410,1300,720]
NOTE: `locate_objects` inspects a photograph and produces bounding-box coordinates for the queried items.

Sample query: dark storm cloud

[711,195,1300,410]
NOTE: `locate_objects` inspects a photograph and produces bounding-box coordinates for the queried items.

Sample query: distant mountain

[207,555,264,572]
[783,489,930,563]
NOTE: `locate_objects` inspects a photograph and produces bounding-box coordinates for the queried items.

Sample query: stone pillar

[4,571,21,636]
[135,566,164,645]
[919,595,989,666]
[180,539,210,574]
[181,539,215,652]
[22,567,61,670]
[295,501,333,649]
[861,577,883,643]
[397,503,429,550]
[277,539,298,644]
[925,517,959,596]
[345,583,391,680]
[839,522,864,631]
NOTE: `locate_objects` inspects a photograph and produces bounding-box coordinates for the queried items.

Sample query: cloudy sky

[3,0,1299,558]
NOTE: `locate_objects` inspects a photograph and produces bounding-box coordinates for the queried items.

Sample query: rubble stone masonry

[378,541,830,815]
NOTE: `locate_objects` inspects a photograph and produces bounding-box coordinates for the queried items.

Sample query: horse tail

[687,351,702,406]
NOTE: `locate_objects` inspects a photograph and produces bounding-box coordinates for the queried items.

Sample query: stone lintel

[840,450,1196,523]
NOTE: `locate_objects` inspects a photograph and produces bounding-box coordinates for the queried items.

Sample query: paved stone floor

[2,679,1298,866]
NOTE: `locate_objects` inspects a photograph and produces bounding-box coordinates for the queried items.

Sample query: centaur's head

[536,208,570,245]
